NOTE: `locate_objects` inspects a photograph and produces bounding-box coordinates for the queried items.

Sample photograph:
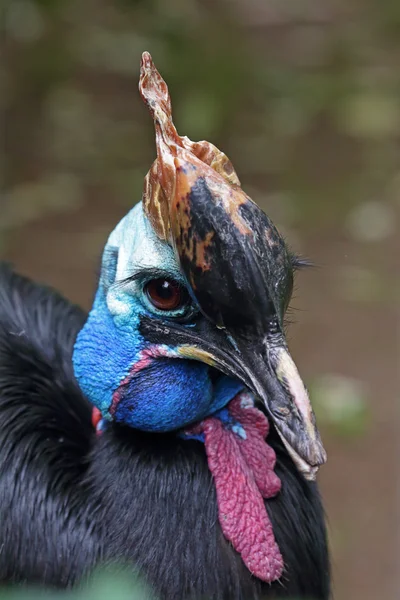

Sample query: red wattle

[200,396,283,583]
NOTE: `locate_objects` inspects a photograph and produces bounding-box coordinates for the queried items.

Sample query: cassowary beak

[218,338,326,481]
[167,323,326,482]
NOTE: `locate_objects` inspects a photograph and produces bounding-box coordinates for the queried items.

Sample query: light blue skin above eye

[72,202,244,432]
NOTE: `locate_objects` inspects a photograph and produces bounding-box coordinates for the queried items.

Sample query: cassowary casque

[0,53,330,600]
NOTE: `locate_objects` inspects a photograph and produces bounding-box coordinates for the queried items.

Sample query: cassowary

[0,53,330,599]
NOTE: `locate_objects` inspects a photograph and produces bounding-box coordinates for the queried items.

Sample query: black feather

[290,254,314,270]
[0,263,330,599]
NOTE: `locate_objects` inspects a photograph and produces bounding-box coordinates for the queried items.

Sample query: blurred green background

[1,0,399,599]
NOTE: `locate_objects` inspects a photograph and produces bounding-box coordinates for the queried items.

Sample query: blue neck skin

[72,203,243,433]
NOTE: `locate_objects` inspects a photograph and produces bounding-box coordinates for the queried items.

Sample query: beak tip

[304,468,318,482]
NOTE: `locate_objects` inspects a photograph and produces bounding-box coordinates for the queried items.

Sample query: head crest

[139,51,245,243]
[139,52,292,328]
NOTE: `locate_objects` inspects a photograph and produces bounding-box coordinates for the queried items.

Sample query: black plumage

[0,263,330,599]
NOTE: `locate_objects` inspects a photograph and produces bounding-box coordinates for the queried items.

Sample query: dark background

[1,1,399,598]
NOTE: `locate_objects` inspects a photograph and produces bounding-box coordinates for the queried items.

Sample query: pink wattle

[192,393,283,583]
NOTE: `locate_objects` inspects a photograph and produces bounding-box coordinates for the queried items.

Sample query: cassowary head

[73,53,326,482]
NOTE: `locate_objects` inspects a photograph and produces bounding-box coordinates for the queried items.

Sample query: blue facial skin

[73,203,243,432]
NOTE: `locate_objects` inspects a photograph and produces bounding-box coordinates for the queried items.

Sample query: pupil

[157,280,173,299]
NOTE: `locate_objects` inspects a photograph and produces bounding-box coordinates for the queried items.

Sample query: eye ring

[144,278,189,312]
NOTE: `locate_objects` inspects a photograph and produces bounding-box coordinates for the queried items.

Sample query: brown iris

[145,278,187,311]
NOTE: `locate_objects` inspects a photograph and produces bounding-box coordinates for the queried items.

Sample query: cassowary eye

[145,278,188,311]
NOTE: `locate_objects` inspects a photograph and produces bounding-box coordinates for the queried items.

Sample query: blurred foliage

[0,567,316,600]
[0,570,156,600]
[311,374,370,438]
[0,569,311,600]
[2,0,399,228]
